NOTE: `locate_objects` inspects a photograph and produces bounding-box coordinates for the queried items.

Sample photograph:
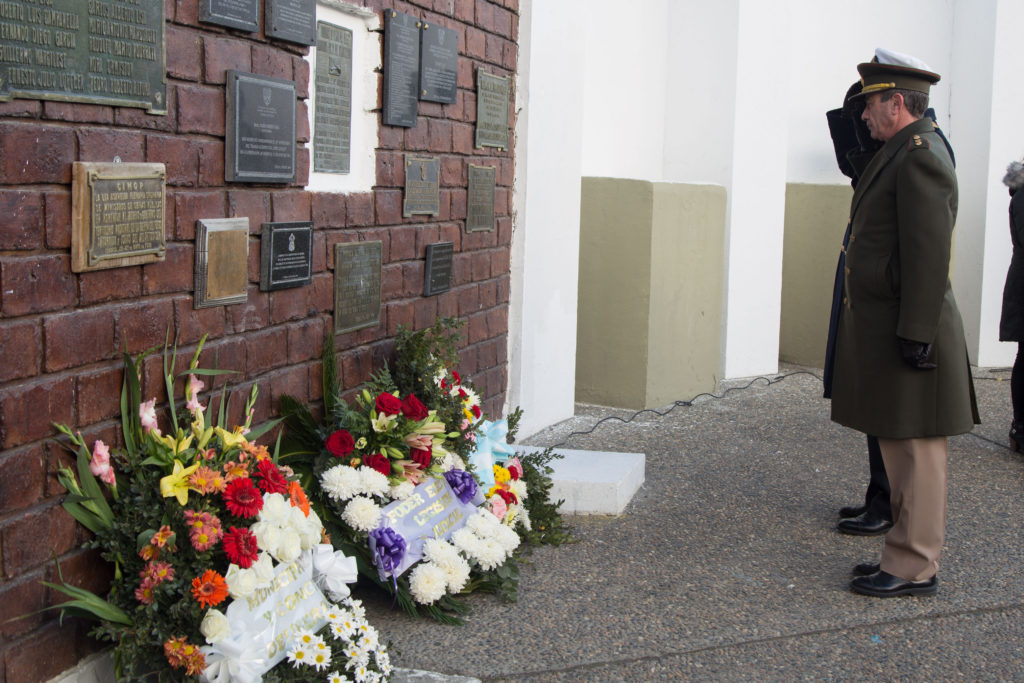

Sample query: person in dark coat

[999,159,1024,450]
[831,51,980,598]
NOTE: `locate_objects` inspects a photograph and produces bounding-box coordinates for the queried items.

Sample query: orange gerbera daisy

[288,480,310,517]
[191,569,228,608]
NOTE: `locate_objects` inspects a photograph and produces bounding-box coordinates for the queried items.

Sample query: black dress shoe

[836,512,893,536]
[838,504,868,518]
[852,562,880,576]
[850,570,937,597]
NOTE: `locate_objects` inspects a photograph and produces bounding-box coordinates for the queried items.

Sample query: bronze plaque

[313,21,352,174]
[403,155,440,217]
[195,218,249,308]
[466,164,495,233]
[382,10,419,128]
[265,0,316,46]
[334,241,381,334]
[419,23,457,104]
[260,221,312,291]
[475,70,509,149]
[225,71,296,183]
[200,0,260,32]
[71,162,166,273]
[0,0,166,113]
[423,241,454,296]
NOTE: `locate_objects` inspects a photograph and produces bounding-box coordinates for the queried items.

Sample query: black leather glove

[898,338,937,370]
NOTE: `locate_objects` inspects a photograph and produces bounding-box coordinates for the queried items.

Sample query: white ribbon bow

[201,630,272,683]
[311,543,358,602]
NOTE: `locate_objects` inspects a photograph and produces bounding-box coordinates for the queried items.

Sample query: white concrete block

[508,446,645,516]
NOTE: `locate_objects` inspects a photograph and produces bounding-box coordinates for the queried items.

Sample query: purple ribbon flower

[369,527,406,574]
[444,469,478,504]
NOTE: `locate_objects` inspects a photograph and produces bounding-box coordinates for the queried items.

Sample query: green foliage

[505,406,524,444]
[516,448,574,549]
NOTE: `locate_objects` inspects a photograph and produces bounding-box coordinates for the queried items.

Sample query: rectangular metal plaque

[260,221,312,291]
[334,241,382,334]
[313,21,352,174]
[423,241,454,297]
[466,164,496,233]
[71,162,166,273]
[195,217,249,309]
[419,23,457,104]
[199,0,260,32]
[225,70,296,183]
[382,10,419,128]
[475,70,510,149]
[265,0,316,46]
[0,0,166,113]
[403,155,440,217]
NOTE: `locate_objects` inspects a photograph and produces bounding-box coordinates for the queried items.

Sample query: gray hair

[880,88,929,118]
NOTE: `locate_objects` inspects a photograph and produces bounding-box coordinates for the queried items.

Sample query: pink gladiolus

[90,440,115,486]
[185,374,205,414]
[140,398,159,434]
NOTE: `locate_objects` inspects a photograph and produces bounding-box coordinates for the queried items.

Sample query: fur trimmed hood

[1004,160,1024,191]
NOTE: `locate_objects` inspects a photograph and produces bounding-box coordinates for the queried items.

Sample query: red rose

[375,392,402,416]
[363,453,392,477]
[401,394,430,421]
[458,388,468,400]
[325,429,355,458]
[452,371,461,385]
[410,448,432,469]
[496,488,518,505]
[471,405,481,419]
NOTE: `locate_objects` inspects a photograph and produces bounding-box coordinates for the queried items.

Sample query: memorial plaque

[265,0,316,46]
[313,21,352,174]
[71,162,166,273]
[419,23,457,104]
[423,241,454,297]
[195,218,249,308]
[382,10,419,127]
[334,241,381,334]
[466,164,496,233]
[260,222,313,291]
[199,0,260,32]
[403,155,440,217]
[475,70,510,149]
[0,0,166,113]
[226,70,296,183]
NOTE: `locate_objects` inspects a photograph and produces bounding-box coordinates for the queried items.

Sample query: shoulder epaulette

[908,133,930,151]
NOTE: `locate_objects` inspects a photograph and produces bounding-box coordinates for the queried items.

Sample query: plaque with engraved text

[0,0,166,113]
[200,0,260,32]
[195,218,249,309]
[475,70,510,149]
[265,0,316,46]
[226,70,296,183]
[423,241,454,296]
[403,155,440,217]
[260,222,312,291]
[419,23,457,104]
[313,21,352,174]
[71,162,166,273]
[466,164,495,233]
[334,241,381,334]
[382,10,419,127]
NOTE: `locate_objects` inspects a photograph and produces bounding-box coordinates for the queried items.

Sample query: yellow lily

[160,459,200,505]
[156,430,194,457]
[215,426,247,449]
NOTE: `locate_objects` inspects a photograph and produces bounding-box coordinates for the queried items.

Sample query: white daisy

[286,645,312,668]
[310,648,332,672]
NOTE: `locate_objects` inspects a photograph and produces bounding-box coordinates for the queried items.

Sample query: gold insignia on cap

[860,81,897,94]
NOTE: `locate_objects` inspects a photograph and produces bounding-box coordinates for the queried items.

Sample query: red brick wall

[0,0,517,679]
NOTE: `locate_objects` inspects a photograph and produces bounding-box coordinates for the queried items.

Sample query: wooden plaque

[195,218,249,308]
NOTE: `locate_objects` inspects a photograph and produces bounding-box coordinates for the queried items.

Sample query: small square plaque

[383,10,420,127]
[71,162,167,273]
[200,0,260,32]
[476,69,510,149]
[423,242,454,297]
[419,23,458,104]
[466,164,496,233]
[334,241,382,334]
[195,218,249,308]
[260,222,313,291]
[403,155,440,217]
[265,0,317,46]
[226,71,297,183]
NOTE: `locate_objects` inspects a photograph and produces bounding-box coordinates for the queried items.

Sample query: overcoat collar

[849,117,934,219]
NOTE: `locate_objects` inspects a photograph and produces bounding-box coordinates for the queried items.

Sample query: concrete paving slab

[508,445,646,515]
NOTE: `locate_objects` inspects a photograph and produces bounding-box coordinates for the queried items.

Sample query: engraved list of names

[0,0,167,113]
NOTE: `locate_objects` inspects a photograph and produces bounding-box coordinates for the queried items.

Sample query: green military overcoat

[830,117,979,438]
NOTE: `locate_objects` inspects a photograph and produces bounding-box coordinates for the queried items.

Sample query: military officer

[830,52,979,597]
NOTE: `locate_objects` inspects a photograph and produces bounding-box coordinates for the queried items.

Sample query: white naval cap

[873,48,933,72]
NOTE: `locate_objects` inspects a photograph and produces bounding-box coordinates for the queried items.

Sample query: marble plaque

[466,164,496,233]
[225,71,297,183]
[200,0,260,32]
[423,241,454,296]
[0,0,167,113]
[334,241,381,334]
[260,222,312,291]
[313,21,353,174]
[475,70,510,149]
[419,23,457,104]
[383,10,420,127]
[71,162,166,273]
[403,155,440,217]
[265,0,317,46]
[195,218,249,308]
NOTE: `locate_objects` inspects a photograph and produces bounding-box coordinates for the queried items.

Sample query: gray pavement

[368,364,1024,681]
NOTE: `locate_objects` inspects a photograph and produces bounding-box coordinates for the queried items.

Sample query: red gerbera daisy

[222,526,259,568]
[253,459,289,495]
[222,477,263,518]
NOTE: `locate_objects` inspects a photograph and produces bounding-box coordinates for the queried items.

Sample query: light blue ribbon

[467,419,514,488]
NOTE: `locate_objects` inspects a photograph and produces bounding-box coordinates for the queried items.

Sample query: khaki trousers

[878,436,948,581]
